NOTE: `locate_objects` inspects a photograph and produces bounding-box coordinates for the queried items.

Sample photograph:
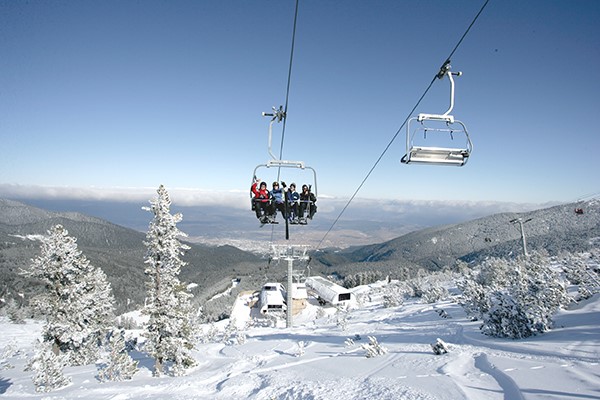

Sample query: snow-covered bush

[381,282,407,308]
[97,329,138,382]
[28,339,71,392]
[336,307,348,331]
[560,251,600,299]
[295,341,306,357]
[1,342,19,370]
[456,270,488,320]
[421,284,450,304]
[458,253,569,339]
[222,318,239,345]
[235,332,247,345]
[382,293,403,308]
[362,336,387,358]
[5,298,26,324]
[198,323,220,344]
[431,338,449,355]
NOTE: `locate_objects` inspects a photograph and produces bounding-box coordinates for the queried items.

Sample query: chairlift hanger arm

[262,106,286,160]
[431,60,463,118]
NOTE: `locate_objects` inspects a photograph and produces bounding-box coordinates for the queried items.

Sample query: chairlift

[251,106,317,194]
[250,107,318,227]
[401,61,473,167]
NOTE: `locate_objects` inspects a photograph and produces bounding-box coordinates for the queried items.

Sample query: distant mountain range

[1,198,597,315]
[16,196,541,250]
[312,199,600,273]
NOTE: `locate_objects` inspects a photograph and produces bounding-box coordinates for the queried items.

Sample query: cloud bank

[0,183,553,225]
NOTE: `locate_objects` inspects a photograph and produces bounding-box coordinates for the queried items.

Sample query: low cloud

[0,184,250,209]
[0,184,550,227]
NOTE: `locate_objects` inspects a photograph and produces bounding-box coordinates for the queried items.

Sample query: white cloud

[0,184,251,209]
[0,184,552,225]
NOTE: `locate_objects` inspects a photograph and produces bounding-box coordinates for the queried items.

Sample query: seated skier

[250,178,275,224]
[298,184,317,224]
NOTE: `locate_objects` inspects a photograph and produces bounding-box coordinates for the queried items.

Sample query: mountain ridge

[313,199,600,271]
[1,198,598,317]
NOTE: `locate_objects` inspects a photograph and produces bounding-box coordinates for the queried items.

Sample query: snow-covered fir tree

[97,329,138,382]
[560,250,600,299]
[5,298,26,324]
[28,339,71,392]
[431,338,449,355]
[458,252,569,339]
[362,336,387,358]
[21,225,115,365]
[142,185,196,376]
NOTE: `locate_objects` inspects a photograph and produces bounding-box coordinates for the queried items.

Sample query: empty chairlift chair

[401,61,473,167]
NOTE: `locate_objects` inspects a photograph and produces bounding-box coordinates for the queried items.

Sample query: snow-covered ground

[1,285,599,399]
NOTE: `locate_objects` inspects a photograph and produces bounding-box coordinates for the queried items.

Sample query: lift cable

[313,0,491,253]
[276,0,300,178]
[268,0,300,243]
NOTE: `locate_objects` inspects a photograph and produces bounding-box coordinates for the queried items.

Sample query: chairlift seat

[402,64,473,167]
[403,114,472,167]
[402,146,470,166]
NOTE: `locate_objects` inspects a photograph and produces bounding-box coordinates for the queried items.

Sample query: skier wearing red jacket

[251,178,274,223]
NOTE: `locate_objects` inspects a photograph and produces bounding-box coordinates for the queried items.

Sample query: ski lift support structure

[402,60,473,166]
[270,244,310,328]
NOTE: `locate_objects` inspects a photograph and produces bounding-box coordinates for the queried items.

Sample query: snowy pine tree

[459,253,569,339]
[21,225,115,365]
[142,185,196,376]
[97,329,138,382]
[6,298,25,324]
[29,339,71,392]
[431,338,449,355]
[560,250,600,299]
[362,336,387,358]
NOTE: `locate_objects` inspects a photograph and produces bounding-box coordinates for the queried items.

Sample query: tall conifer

[142,185,195,376]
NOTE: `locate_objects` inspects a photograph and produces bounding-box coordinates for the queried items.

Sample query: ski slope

[1,284,599,399]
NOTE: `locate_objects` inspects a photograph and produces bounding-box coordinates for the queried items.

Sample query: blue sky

[1,0,599,209]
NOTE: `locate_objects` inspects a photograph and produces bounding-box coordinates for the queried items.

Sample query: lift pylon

[270,244,310,328]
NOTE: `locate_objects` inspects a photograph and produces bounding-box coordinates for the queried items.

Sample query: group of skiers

[251,178,317,224]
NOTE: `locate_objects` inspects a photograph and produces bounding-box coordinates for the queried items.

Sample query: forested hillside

[0,199,262,313]
[2,198,598,317]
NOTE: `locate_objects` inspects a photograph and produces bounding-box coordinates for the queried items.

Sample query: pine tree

[21,225,115,365]
[29,339,71,392]
[362,336,387,358]
[142,185,196,376]
[459,253,569,339]
[98,329,138,382]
